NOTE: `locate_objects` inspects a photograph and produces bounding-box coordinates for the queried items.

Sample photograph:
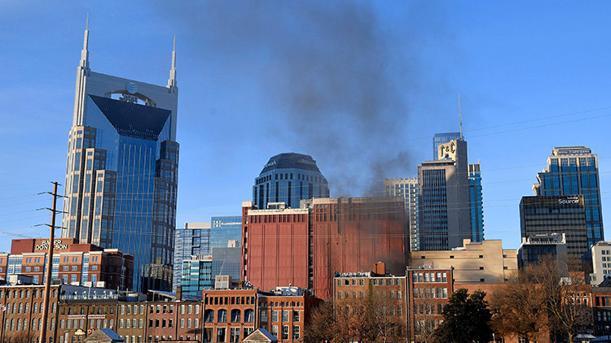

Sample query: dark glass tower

[252,153,329,209]
[534,146,604,247]
[62,27,179,291]
[520,195,588,271]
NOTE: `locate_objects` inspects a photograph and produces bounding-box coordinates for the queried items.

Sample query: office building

[534,146,604,247]
[410,239,518,285]
[591,241,611,285]
[241,197,407,299]
[173,222,210,290]
[432,132,461,160]
[210,216,242,250]
[418,137,471,250]
[385,178,420,251]
[517,233,568,274]
[181,256,214,300]
[173,218,241,291]
[520,195,589,271]
[469,163,484,242]
[0,238,133,290]
[61,26,179,291]
[252,153,329,209]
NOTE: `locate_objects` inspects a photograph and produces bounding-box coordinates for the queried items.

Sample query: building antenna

[457,94,463,140]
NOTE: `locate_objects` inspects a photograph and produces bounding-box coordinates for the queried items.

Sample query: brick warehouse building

[333,264,454,342]
[0,284,312,342]
[241,197,408,299]
[0,238,133,290]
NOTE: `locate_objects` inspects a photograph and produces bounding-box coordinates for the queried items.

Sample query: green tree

[433,288,493,343]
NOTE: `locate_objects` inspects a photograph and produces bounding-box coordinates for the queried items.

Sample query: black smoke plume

[156,1,449,196]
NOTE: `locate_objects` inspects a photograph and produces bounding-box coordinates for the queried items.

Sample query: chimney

[373,261,386,276]
[176,286,182,301]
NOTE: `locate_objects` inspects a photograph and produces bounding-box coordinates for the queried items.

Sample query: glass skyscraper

[61,27,179,291]
[173,217,242,291]
[432,132,484,243]
[534,146,604,247]
[468,163,484,242]
[520,195,588,271]
[253,153,329,209]
[384,178,419,251]
[418,138,472,250]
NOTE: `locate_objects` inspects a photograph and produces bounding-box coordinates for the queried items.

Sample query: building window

[204,310,214,322]
[282,325,289,339]
[218,309,227,323]
[245,309,255,323]
[231,309,241,322]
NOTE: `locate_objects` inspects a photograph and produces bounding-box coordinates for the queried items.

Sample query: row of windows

[203,295,256,306]
[336,277,403,287]
[412,272,448,283]
[203,309,255,323]
[413,287,448,299]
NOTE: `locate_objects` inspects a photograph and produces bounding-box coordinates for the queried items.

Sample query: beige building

[409,239,518,284]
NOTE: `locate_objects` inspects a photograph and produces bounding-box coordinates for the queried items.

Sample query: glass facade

[385,178,419,251]
[174,217,242,291]
[520,195,588,271]
[210,216,242,249]
[253,153,329,209]
[534,146,604,247]
[181,258,214,300]
[61,34,179,292]
[418,168,449,250]
[468,163,484,242]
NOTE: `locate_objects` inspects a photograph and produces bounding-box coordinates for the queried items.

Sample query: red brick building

[242,197,408,299]
[0,238,133,290]
[406,268,453,342]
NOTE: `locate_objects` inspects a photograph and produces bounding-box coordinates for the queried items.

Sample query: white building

[591,241,611,285]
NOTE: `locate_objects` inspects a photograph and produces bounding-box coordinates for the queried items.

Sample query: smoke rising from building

[157,1,449,196]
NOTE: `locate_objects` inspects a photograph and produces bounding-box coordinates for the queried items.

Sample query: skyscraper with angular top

[61,24,179,292]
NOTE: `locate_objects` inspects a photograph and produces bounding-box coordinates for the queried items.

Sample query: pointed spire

[457,94,463,140]
[80,14,90,69]
[167,35,177,89]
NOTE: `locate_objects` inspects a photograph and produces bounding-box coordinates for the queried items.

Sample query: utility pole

[39,181,63,343]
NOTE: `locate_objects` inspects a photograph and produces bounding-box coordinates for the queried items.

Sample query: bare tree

[491,257,593,343]
[305,291,405,342]
[489,272,549,341]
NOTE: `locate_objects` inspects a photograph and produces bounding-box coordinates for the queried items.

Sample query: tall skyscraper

[61,26,179,291]
[520,195,588,271]
[252,153,329,209]
[468,163,484,242]
[534,146,604,247]
[433,132,484,242]
[384,178,419,251]
[418,139,472,250]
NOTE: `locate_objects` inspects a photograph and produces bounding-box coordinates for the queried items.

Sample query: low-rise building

[591,241,611,285]
[406,267,453,342]
[0,238,133,290]
[410,239,518,286]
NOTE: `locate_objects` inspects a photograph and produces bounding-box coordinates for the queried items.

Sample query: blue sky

[2,1,611,251]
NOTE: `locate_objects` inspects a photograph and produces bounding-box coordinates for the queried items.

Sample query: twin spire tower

[62,20,180,292]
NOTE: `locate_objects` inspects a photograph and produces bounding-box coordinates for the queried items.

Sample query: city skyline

[3,1,611,252]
